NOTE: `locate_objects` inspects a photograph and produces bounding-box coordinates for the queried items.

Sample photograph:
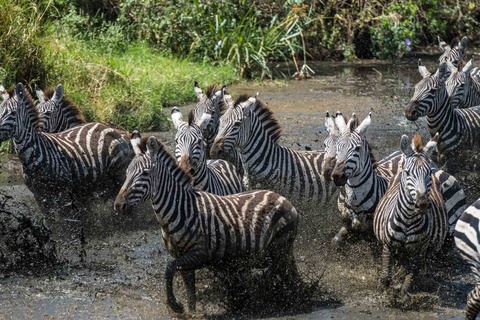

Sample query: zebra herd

[2,35,480,317]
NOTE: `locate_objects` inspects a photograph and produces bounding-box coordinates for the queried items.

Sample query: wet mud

[0,57,474,319]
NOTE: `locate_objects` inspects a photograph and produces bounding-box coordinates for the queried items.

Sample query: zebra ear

[424,133,439,155]
[463,56,474,73]
[35,84,45,104]
[459,36,468,50]
[436,62,448,80]
[400,134,414,157]
[14,82,25,100]
[198,112,211,132]
[130,130,144,156]
[146,136,160,157]
[444,60,457,75]
[438,36,449,52]
[52,84,64,102]
[334,111,346,132]
[171,106,184,129]
[194,81,203,99]
[242,97,257,115]
[325,111,336,132]
[346,113,358,132]
[356,112,371,136]
[418,60,431,78]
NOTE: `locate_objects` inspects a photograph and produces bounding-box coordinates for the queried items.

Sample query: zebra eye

[404,169,410,176]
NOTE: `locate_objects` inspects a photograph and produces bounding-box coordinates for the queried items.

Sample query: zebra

[171,107,243,195]
[35,84,86,133]
[0,83,133,215]
[373,133,448,293]
[321,111,346,181]
[438,35,467,67]
[445,57,480,108]
[114,134,300,314]
[210,95,337,210]
[455,198,480,320]
[405,60,480,170]
[329,112,464,246]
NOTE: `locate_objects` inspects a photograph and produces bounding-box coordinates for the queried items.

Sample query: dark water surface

[0,57,471,319]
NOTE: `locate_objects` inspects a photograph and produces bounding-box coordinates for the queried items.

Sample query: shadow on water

[0,54,472,319]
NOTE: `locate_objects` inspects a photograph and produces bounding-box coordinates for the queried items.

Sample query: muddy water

[0,57,472,319]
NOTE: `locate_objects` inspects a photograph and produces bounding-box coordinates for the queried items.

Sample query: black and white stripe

[114,135,299,313]
[171,108,243,195]
[211,95,337,208]
[35,84,86,133]
[405,60,480,162]
[438,36,467,67]
[0,83,133,214]
[374,134,448,291]
[455,199,480,320]
[445,58,480,108]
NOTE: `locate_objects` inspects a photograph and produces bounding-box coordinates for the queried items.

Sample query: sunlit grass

[42,34,238,131]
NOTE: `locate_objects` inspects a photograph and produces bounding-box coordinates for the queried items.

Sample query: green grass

[42,33,239,131]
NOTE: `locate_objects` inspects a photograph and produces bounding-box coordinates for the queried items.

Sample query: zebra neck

[345,160,387,211]
[240,132,280,177]
[191,159,209,190]
[13,125,39,161]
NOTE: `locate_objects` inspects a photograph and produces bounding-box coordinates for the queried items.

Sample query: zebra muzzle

[332,162,349,186]
[414,197,430,214]
[404,102,419,121]
[114,194,132,215]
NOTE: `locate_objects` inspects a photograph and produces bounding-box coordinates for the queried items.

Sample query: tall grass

[42,33,238,131]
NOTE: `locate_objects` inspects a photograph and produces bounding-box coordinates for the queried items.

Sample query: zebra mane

[188,109,195,126]
[252,98,282,142]
[20,87,44,131]
[234,94,250,106]
[205,84,218,99]
[153,138,193,189]
[44,88,86,123]
[413,134,423,152]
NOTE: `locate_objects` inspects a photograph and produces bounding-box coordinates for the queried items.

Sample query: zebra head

[445,57,475,107]
[405,60,448,121]
[114,130,151,215]
[172,109,206,175]
[210,95,252,159]
[322,111,346,181]
[36,84,64,132]
[438,36,467,67]
[331,112,370,186]
[399,133,438,215]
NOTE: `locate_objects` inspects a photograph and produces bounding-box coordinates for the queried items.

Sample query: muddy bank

[0,57,474,319]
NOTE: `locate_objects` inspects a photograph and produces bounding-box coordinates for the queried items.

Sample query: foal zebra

[455,199,480,320]
[374,134,448,293]
[444,58,480,109]
[35,84,86,133]
[211,95,337,209]
[0,83,133,215]
[114,135,299,314]
[405,60,480,168]
[171,108,243,195]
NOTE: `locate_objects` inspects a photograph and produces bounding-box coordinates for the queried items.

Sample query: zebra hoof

[331,235,344,248]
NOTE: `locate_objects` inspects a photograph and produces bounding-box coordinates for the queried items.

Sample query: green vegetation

[0,0,478,131]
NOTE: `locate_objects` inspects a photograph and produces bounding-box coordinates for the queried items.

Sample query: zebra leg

[180,270,196,313]
[331,227,348,247]
[380,246,392,288]
[165,252,204,314]
[466,286,480,320]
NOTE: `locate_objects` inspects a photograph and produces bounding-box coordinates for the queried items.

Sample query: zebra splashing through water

[114,135,300,314]
[35,84,86,132]
[374,133,448,294]
[455,199,480,320]
[444,57,480,109]
[405,60,480,169]
[0,83,133,215]
[171,108,243,195]
[211,95,337,210]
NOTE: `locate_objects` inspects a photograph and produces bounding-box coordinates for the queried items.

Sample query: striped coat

[374,134,448,291]
[114,135,299,313]
[0,83,133,213]
[211,95,337,209]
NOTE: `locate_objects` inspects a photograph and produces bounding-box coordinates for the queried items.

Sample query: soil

[0,56,474,319]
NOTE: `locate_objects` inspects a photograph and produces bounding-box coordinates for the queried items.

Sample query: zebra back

[36,84,86,133]
[171,108,243,195]
[211,95,336,208]
[455,199,480,320]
